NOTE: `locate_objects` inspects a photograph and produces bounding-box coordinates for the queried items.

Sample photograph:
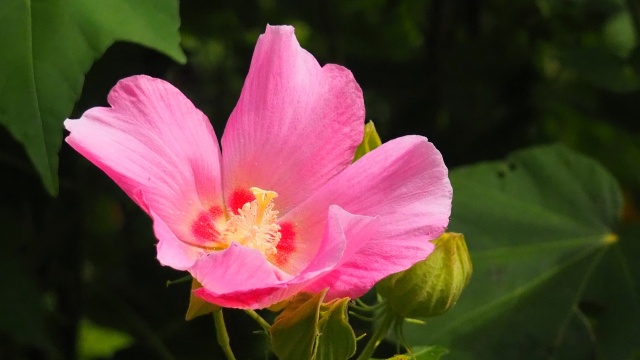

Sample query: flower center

[220,187,282,256]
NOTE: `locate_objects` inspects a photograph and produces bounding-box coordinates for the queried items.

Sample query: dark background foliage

[1,0,639,359]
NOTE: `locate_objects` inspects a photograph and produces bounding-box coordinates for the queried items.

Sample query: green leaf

[386,346,449,360]
[403,145,631,359]
[576,223,640,360]
[315,298,357,360]
[0,0,186,194]
[77,318,134,360]
[354,120,382,161]
[411,346,450,360]
[270,291,326,360]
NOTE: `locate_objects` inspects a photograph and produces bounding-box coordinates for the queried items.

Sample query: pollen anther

[220,187,282,256]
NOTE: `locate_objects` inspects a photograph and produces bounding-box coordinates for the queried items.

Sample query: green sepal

[270,291,357,360]
[185,279,220,321]
[270,291,326,360]
[353,121,382,162]
[315,297,357,360]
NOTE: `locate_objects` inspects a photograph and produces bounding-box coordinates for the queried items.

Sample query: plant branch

[356,312,395,360]
[244,309,271,331]
[213,310,236,360]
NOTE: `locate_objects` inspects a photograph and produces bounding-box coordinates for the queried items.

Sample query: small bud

[377,233,472,318]
[353,121,382,162]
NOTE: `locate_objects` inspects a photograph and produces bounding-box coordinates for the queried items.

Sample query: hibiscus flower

[64,25,452,309]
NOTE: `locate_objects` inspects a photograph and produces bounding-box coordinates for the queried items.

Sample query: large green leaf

[0,0,185,194]
[576,223,640,360]
[404,145,640,359]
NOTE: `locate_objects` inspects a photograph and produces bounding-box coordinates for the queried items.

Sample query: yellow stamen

[251,187,278,223]
[220,188,282,256]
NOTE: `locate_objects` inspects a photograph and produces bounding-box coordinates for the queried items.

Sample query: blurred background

[1,0,639,359]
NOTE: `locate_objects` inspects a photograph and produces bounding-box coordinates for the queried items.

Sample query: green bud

[377,233,472,318]
[353,121,382,162]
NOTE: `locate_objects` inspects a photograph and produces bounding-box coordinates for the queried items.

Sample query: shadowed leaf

[0,0,185,194]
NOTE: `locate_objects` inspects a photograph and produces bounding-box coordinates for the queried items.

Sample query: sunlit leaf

[404,145,636,359]
[77,318,134,360]
[0,0,185,194]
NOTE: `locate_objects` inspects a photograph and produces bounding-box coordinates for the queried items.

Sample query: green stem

[213,310,236,360]
[244,309,271,331]
[356,312,395,360]
[354,298,385,312]
[348,311,376,322]
[165,274,192,287]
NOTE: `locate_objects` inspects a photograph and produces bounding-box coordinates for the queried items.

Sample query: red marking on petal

[275,222,296,265]
[208,205,223,218]
[191,206,223,244]
[228,188,255,215]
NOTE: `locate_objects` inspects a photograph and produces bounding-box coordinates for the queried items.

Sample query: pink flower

[64,25,452,309]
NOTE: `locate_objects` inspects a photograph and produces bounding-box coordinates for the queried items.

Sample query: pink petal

[193,206,375,309]
[296,205,376,276]
[194,286,287,310]
[285,135,452,300]
[65,76,224,266]
[304,205,379,274]
[221,25,365,214]
[190,243,287,295]
[152,211,203,270]
[192,241,310,308]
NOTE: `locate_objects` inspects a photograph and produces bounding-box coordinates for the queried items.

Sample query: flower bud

[353,121,382,162]
[377,232,472,318]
